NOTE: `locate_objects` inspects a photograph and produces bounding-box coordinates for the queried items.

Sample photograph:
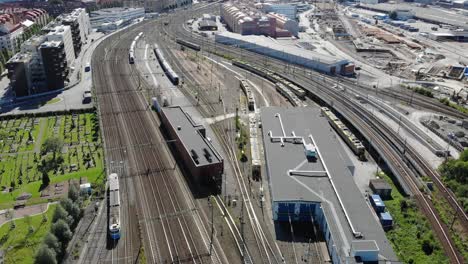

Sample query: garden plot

[0,113,103,209]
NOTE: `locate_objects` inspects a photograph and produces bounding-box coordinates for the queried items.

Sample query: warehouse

[261,107,397,264]
[215,32,354,75]
[159,106,223,194]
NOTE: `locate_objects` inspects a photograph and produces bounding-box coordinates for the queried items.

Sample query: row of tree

[34,183,83,264]
[439,149,468,212]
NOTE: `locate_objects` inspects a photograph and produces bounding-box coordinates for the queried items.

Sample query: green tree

[43,232,61,255]
[52,204,68,223]
[34,244,57,264]
[43,137,63,161]
[60,198,80,226]
[68,183,80,202]
[41,171,50,187]
[51,219,72,245]
[422,239,435,255]
[389,11,398,20]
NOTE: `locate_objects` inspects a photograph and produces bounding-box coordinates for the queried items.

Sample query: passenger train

[129,32,143,64]
[108,173,121,240]
[154,43,180,85]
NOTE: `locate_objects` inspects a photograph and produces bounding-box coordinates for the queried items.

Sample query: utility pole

[240,200,246,264]
[209,196,214,255]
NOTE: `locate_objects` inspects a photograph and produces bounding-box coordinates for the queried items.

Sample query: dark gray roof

[199,20,217,27]
[370,178,392,190]
[162,106,222,167]
[261,107,398,263]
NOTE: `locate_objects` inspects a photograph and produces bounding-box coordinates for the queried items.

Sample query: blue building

[261,107,398,264]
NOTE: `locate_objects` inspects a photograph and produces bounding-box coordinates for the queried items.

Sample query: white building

[74,8,90,42]
[46,25,75,65]
[263,3,297,20]
[359,0,379,4]
[267,12,299,37]
[0,25,23,53]
[215,32,353,75]
[90,7,145,29]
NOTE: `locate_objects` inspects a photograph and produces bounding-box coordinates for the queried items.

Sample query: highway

[83,20,227,263]
[162,3,466,263]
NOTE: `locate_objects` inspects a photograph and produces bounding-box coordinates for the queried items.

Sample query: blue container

[380,212,393,229]
[370,194,386,213]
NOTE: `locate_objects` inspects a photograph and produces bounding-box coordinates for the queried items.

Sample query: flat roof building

[159,106,224,194]
[215,32,354,75]
[261,107,397,264]
[90,7,145,30]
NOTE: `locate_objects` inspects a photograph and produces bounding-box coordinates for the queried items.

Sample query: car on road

[85,62,91,72]
[82,89,92,104]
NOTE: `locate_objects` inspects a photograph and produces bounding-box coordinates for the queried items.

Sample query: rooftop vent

[177,126,181,130]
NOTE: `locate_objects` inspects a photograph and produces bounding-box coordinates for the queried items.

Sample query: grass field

[378,172,448,264]
[0,204,57,264]
[0,113,104,209]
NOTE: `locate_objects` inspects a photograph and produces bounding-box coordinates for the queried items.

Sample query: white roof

[21,19,34,28]
[216,32,348,66]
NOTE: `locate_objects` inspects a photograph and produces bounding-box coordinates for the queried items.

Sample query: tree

[41,171,50,187]
[43,232,61,254]
[51,219,72,245]
[60,198,80,226]
[52,204,68,223]
[43,137,63,161]
[34,244,57,264]
[389,11,398,20]
[422,239,434,255]
[68,183,80,202]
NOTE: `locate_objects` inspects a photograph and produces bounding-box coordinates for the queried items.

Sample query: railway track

[153,20,288,263]
[90,21,222,263]
[160,5,466,263]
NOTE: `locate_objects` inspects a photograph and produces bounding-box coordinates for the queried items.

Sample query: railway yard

[12,0,465,264]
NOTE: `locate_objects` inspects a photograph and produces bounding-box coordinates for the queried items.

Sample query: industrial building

[261,3,297,20]
[215,32,354,75]
[220,3,299,38]
[90,7,145,31]
[428,31,468,42]
[261,107,397,264]
[267,12,299,37]
[159,106,223,194]
[199,20,218,31]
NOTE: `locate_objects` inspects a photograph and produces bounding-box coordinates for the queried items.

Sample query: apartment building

[40,40,68,90]
[46,25,74,65]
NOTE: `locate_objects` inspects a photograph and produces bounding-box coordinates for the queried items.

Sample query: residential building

[0,8,49,53]
[6,53,32,96]
[46,25,74,65]
[20,35,47,87]
[40,40,68,90]
[58,8,90,56]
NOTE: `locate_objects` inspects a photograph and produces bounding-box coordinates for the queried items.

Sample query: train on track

[108,173,121,240]
[154,43,180,85]
[239,79,255,111]
[232,59,306,99]
[176,38,201,51]
[321,107,365,158]
[129,32,143,64]
[275,83,306,107]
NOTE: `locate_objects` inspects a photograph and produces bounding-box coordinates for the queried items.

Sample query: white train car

[129,32,143,64]
[108,173,121,240]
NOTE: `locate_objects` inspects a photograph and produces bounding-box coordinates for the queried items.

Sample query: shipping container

[370,194,386,213]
